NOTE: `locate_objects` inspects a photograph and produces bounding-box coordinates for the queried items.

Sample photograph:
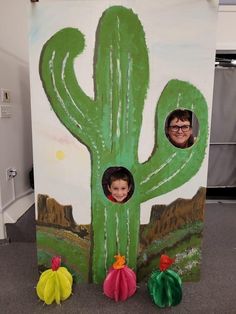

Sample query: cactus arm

[139,79,208,202]
[94,6,149,161]
[39,28,104,151]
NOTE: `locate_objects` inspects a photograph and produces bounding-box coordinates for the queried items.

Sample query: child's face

[108,179,130,203]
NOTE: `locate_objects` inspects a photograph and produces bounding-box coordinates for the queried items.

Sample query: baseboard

[0,238,10,246]
[5,205,36,242]
[3,191,35,224]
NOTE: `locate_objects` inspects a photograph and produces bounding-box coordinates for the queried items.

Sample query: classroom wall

[0,1,235,240]
[0,0,33,239]
[217,5,236,51]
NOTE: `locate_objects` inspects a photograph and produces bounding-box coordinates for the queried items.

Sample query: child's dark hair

[108,168,131,187]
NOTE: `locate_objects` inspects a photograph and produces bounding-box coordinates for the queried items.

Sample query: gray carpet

[0,202,236,313]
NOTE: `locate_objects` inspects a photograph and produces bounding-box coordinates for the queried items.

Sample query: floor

[0,201,236,313]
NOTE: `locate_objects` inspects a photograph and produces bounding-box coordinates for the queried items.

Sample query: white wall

[0,0,34,239]
[0,1,235,239]
[217,5,236,50]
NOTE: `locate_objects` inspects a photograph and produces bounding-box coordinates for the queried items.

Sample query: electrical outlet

[6,168,17,180]
[1,89,11,103]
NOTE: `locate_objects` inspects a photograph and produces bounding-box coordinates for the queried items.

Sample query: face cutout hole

[165,109,199,149]
[102,167,134,203]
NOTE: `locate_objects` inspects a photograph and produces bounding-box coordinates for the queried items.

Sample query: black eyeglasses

[169,125,191,132]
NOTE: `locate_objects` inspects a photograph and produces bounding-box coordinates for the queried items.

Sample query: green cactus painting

[39,6,208,283]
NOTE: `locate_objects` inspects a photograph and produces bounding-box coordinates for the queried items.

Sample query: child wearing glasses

[166,109,194,148]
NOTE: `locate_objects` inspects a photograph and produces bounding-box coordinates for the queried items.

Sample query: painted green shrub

[39,6,208,283]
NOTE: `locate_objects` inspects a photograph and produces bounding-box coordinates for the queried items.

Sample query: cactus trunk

[90,146,141,283]
[91,171,140,283]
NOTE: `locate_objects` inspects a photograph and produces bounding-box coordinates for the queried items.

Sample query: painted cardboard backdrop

[29,0,218,283]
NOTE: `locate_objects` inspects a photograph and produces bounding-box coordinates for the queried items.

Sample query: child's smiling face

[108,179,130,203]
